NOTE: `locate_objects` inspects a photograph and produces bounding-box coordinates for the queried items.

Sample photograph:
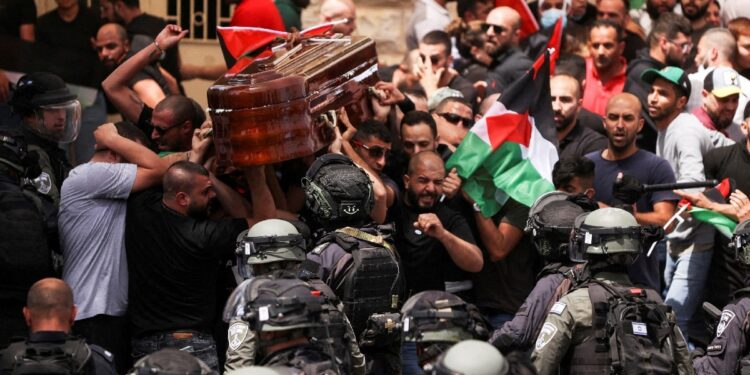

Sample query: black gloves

[612,173,643,207]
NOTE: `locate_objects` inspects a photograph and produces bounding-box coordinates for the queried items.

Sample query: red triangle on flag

[717,178,731,198]
[485,112,532,149]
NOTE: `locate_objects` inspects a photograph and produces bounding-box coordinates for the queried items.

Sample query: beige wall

[34,0,442,108]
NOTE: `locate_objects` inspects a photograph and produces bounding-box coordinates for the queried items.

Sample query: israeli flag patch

[550,302,567,315]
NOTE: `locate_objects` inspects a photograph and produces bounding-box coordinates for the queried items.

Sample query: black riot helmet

[10,72,81,143]
[526,192,588,262]
[732,219,750,267]
[401,291,490,366]
[301,154,374,230]
[127,348,217,375]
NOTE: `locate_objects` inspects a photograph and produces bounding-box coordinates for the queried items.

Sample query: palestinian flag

[687,178,737,238]
[495,0,539,40]
[446,51,558,217]
[216,20,345,73]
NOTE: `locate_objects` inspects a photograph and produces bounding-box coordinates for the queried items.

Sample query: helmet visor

[34,100,81,143]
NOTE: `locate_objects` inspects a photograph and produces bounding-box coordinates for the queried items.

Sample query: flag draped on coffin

[446,51,559,217]
[216,20,343,72]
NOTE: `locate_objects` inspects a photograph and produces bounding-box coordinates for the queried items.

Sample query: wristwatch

[472,202,481,213]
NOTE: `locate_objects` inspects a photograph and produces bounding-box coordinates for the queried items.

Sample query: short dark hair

[648,13,692,47]
[155,95,204,129]
[421,30,452,56]
[353,119,392,143]
[116,0,140,8]
[457,0,492,19]
[163,161,209,198]
[556,54,586,82]
[114,120,151,146]
[434,96,472,114]
[401,111,437,138]
[589,19,624,42]
[552,157,595,189]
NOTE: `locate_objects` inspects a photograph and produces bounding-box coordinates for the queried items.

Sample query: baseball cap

[704,67,742,98]
[641,66,691,98]
[427,87,464,111]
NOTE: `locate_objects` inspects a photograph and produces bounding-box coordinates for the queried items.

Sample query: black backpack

[0,175,55,300]
[303,226,403,339]
[587,280,679,375]
[4,337,91,375]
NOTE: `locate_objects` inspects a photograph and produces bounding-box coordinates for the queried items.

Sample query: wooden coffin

[207,36,379,167]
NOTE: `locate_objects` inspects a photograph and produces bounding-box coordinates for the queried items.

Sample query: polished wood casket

[207,36,379,167]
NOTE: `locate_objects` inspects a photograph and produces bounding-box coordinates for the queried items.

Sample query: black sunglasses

[481,23,507,34]
[438,113,475,128]
[419,53,441,66]
[352,140,390,159]
[152,122,183,136]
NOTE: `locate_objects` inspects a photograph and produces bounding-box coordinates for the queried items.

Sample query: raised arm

[102,24,188,122]
[93,123,166,192]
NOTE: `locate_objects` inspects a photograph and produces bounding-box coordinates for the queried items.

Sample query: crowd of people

[3,0,750,374]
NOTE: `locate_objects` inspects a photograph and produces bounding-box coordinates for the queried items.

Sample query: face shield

[31,99,82,143]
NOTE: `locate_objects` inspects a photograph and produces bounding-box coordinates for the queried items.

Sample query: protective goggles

[235,234,306,258]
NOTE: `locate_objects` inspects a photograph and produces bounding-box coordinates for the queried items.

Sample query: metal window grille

[165,0,234,42]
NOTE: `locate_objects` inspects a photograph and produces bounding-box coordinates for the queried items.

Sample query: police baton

[641,180,720,192]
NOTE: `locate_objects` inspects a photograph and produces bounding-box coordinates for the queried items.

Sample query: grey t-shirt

[656,112,733,245]
[59,162,137,320]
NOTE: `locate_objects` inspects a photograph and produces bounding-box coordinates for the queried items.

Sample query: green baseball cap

[641,66,691,97]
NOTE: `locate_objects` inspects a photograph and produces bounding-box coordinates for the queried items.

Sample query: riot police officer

[400,290,490,371]
[223,219,363,374]
[694,219,750,374]
[430,340,508,375]
[0,278,115,375]
[490,191,593,353]
[298,154,402,374]
[234,276,349,374]
[530,208,693,375]
[8,72,81,205]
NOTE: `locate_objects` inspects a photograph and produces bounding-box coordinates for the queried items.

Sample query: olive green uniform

[530,272,694,375]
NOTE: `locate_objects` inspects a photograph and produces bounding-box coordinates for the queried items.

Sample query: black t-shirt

[125,189,247,337]
[387,199,477,296]
[577,108,606,136]
[471,198,541,314]
[558,123,608,160]
[703,143,750,308]
[127,13,182,83]
[36,7,102,87]
[0,0,35,38]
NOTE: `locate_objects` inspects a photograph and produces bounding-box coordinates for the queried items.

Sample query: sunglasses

[352,140,390,159]
[152,122,183,136]
[481,23,507,34]
[419,53,441,66]
[438,113,475,128]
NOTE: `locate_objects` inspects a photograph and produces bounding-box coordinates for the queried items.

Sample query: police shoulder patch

[228,321,249,351]
[550,302,566,315]
[716,309,736,337]
[535,322,558,351]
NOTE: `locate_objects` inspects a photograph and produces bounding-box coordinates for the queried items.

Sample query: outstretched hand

[155,24,188,51]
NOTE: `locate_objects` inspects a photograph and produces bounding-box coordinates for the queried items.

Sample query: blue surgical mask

[540,8,567,30]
